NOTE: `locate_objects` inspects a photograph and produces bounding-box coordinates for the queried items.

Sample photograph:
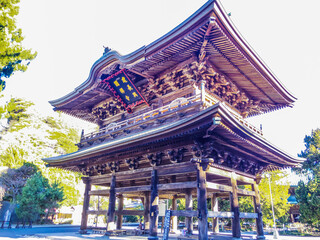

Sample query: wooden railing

[81,94,201,141]
[80,91,262,142]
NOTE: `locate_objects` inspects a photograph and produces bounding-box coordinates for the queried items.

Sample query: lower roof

[43,102,303,169]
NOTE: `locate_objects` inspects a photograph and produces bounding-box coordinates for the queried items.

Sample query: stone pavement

[0,225,318,240]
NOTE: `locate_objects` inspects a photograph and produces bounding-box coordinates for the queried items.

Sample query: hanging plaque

[101,69,148,113]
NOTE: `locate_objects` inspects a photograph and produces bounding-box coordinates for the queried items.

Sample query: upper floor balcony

[78,82,263,149]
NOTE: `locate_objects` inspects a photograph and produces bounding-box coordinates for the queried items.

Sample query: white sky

[5,0,320,158]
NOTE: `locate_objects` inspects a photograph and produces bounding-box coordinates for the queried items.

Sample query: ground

[0,225,318,240]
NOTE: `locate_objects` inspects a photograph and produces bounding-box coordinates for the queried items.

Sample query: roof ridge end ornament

[103,46,112,55]
[199,16,216,62]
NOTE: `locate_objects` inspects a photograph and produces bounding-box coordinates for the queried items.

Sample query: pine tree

[15,172,64,222]
[295,129,320,228]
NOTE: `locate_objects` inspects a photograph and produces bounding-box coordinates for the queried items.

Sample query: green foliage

[0,162,37,202]
[0,97,82,207]
[43,116,61,129]
[16,172,64,222]
[45,167,82,207]
[1,97,34,131]
[296,179,320,227]
[0,0,37,91]
[47,128,79,154]
[238,186,255,226]
[0,144,26,168]
[296,129,320,176]
[295,129,320,227]
[42,116,80,154]
[259,171,290,227]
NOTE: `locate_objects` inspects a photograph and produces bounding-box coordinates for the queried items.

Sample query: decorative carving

[81,163,108,176]
[91,101,125,120]
[108,161,120,173]
[96,164,107,175]
[147,152,164,166]
[167,148,187,163]
[125,157,140,170]
[123,129,131,134]
[190,157,210,171]
[191,139,266,175]
[143,59,277,117]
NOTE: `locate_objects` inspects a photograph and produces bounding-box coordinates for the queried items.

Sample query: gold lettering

[114,80,120,87]
[121,76,128,83]
[132,92,138,98]
[127,85,133,91]
[125,95,130,101]
[119,88,125,94]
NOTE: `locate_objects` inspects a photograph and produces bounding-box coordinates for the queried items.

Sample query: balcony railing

[80,91,262,143]
[81,94,202,141]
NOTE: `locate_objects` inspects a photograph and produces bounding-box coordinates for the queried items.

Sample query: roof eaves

[213,0,297,104]
[216,103,304,166]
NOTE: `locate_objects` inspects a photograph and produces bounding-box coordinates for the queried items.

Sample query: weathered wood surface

[115,185,151,193]
[89,189,109,196]
[158,181,196,190]
[172,195,178,233]
[207,211,234,218]
[89,181,196,195]
[80,179,91,232]
[230,174,241,238]
[106,175,116,231]
[149,169,158,238]
[170,210,197,217]
[89,162,196,185]
[253,183,265,239]
[206,181,232,192]
[197,165,208,240]
[185,188,193,234]
[237,188,255,197]
[239,212,258,219]
[206,162,255,184]
[143,191,150,231]
[116,210,144,216]
[211,194,219,233]
[116,194,123,229]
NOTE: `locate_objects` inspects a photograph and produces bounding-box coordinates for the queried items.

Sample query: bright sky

[5,0,320,158]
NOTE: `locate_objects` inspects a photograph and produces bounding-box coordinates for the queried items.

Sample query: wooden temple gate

[80,159,265,240]
[43,1,303,239]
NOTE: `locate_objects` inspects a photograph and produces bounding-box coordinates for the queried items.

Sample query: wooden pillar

[171,195,178,233]
[107,175,116,231]
[185,188,193,235]
[252,183,265,239]
[116,194,124,230]
[80,178,91,233]
[230,173,241,239]
[211,193,219,234]
[148,169,159,240]
[144,192,150,231]
[197,164,208,240]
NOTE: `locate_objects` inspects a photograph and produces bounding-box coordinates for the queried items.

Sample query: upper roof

[50,0,296,122]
